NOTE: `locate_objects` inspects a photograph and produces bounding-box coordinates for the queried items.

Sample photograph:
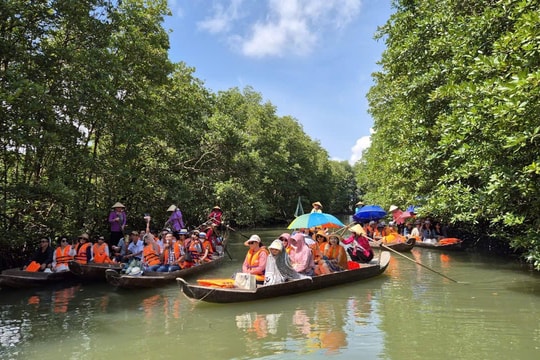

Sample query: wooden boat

[105,254,226,289]
[371,238,415,252]
[176,251,391,303]
[68,261,123,281]
[414,238,464,251]
[0,268,76,289]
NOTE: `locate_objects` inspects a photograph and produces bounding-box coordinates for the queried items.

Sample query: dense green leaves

[362,0,540,268]
[0,0,355,254]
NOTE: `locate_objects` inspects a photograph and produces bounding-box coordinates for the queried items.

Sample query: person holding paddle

[342,224,374,263]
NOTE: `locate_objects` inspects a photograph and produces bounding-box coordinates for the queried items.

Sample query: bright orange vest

[54,246,73,268]
[245,248,269,282]
[162,242,181,265]
[324,244,348,270]
[75,242,91,264]
[143,245,161,266]
[92,243,112,264]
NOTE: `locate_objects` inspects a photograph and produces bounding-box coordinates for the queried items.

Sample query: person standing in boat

[354,201,365,214]
[310,201,323,213]
[165,205,184,232]
[108,202,127,246]
[24,237,54,272]
[207,205,223,226]
[242,235,269,285]
[52,235,73,271]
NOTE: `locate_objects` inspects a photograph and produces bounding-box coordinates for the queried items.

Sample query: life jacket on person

[245,248,269,282]
[162,242,181,265]
[74,242,91,264]
[201,239,214,258]
[143,245,161,266]
[55,246,73,269]
[92,243,112,264]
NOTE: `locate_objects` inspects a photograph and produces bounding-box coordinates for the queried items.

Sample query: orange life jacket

[245,248,269,282]
[92,243,112,264]
[26,261,41,272]
[75,242,91,264]
[143,244,161,266]
[162,242,181,265]
[324,244,348,270]
[55,246,73,268]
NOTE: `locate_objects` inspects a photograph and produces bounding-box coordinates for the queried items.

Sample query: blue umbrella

[353,205,387,221]
[287,212,345,229]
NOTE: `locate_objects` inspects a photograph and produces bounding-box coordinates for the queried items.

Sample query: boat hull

[372,238,415,252]
[105,255,225,289]
[0,268,76,289]
[68,261,123,281]
[177,251,391,303]
[415,238,464,251]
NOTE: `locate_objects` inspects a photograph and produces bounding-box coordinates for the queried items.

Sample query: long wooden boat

[176,251,391,303]
[68,261,123,282]
[0,268,76,289]
[371,238,415,252]
[414,238,464,251]
[105,254,226,289]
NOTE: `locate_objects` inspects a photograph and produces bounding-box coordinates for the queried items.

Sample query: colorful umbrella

[396,211,413,225]
[353,205,387,221]
[287,212,345,229]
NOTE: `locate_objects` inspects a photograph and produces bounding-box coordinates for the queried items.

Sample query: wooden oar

[225,224,250,239]
[368,237,462,283]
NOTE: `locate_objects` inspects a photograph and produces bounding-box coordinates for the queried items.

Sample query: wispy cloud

[197,0,362,57]
[349,130,372,165]
[197,0,245,34]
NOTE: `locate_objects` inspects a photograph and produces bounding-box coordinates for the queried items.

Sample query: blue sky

[164,0,393,164]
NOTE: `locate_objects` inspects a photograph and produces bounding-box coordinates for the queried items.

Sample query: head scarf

[289,233,315,273]
[264,239,307,285]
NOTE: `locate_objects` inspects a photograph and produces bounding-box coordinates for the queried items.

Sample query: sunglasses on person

[40,239,49,243]
[61,239,68,243]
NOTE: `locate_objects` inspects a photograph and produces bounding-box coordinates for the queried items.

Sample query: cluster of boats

[0,232,464,304]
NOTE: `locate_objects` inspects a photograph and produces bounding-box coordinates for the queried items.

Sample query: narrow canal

[1,227,538,359]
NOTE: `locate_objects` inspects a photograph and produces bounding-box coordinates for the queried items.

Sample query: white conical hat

[167,205,177,212]
[389,205,399,212]
[111,202,125,208]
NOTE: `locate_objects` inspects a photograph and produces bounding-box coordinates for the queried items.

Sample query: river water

[1,227,538,360]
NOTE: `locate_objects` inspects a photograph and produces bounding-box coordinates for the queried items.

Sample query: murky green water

[1,227,539,359]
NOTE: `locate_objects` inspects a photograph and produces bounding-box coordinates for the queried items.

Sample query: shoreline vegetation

[2,1,540,270]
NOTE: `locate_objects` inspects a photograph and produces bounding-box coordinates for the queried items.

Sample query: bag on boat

[234,272,256,290]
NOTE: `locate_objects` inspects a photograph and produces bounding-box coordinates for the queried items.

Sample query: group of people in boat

[23,203,225,274]
[241,223,375,287]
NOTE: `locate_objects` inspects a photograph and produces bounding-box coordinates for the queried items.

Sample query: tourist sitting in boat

[311,230,330,275]
[264,239,306,285]
[182,231,204,268]
[157,232,182,272]
[111,232,128,263]
[125,231,144,261]
[24,237,54,272]
[278,233,292,254]
[365,220,377,239]
[410,220,422,240]
[433,222,447,240]
[402,221,414,238]
[52,235,73,272]
[91,235,113,264]
[342,225,374,263]
[323,234,348,271]
[198,232,213,263]
[422,220,437,243]
[289,233,315,276]
[141,233,162,272]
[70,233,92,264]
[242,235,269,285]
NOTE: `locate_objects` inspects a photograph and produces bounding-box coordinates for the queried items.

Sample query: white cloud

[197,0,362,57]
[349,131,372,165]
[197,0,245,34]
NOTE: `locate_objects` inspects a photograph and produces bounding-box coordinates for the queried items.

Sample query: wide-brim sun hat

[315,230,328,241]
[355,201,364,206]
[111,202,125,208]
[212,205,221,210]
[167,205,177,212]
[179,229,188,235]
[312,201,323,208]
[244,234,262,247]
